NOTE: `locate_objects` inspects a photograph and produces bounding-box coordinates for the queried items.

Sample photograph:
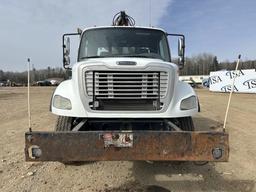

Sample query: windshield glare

[78,28,170,61]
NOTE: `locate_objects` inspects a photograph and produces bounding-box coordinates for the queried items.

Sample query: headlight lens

[180,96,197,110]
[53,95,72,110]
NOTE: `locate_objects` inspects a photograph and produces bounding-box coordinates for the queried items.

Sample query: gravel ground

[0,87,255,192]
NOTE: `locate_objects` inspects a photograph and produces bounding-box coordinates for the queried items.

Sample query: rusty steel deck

[25,131,229,162]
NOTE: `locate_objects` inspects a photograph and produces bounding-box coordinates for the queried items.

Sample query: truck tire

[55,116,73,131]
[177,117,194,131]
[55,116,92,165]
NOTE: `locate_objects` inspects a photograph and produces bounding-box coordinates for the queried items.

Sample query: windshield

[78,28,170,61]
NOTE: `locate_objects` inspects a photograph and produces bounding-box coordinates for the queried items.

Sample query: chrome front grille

[85,71,168,99]
[85,71,168,111]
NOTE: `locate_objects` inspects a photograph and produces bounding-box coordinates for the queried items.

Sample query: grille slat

[95,97,160,99]
[86,80,168,83]
[86,85,167,88]
[86,72,161,75]
[95,93,159,96]
[94,81,161,83]
[86,76,168,79]
[91,89,166,92]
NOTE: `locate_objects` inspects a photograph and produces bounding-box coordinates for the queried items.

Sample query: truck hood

[73,57,178,71]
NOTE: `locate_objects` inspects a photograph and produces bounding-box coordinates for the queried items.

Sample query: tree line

[1,53,256,84]
[178,53,256,76]
[0,67,69,84]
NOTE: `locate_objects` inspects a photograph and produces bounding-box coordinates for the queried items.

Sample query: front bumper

[25,131,229,162]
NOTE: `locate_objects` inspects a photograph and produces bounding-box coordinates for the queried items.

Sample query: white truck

[25,12,228,162]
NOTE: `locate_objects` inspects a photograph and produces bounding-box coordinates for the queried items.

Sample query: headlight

[53,95,72,110]
[180,96,197,110]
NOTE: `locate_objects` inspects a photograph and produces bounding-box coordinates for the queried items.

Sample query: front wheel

[177,117,194,131]
[55,116,73,131]
[54,116,93,165]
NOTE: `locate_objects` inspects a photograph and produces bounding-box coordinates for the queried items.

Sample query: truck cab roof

[82,26,167,34]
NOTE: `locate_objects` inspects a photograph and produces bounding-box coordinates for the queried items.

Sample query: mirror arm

[77,28,83,35]
[167,33,185,43]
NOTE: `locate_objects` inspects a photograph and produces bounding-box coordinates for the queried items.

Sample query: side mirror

[178,38,184,56]
[63,37,70,67]
[167,33,186,70]
[178,37,185,69]
[62,32,80,69]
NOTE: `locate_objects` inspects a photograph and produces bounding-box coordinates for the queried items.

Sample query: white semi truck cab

[52,26,198,119]
[25,12,229,162]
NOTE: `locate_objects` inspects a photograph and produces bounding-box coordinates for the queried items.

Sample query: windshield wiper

[121,54,163,59]
[80,56,107,59]
[119,55,155,58]
[80,54,162,60]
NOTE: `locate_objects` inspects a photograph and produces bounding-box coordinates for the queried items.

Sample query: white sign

[209,69,256,93]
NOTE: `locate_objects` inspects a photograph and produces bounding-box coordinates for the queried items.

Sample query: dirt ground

[0,87,255,192]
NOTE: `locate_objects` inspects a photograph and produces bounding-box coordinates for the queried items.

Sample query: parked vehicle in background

[36,80,52,86]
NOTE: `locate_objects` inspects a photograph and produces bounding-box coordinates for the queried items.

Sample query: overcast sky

[0,0,255,71]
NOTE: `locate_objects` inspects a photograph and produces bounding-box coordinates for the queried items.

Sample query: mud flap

[25,131,229,162]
